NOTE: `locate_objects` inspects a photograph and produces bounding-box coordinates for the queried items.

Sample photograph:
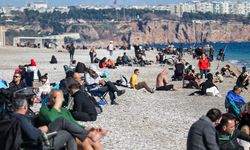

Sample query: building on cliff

[0,26,6,47]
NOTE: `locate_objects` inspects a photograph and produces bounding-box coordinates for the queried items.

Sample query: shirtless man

[156,69,177,91]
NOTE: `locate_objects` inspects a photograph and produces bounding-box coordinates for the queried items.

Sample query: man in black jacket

[9,72,27,93]
[187,108,222,150]
[69,83,97,122]
[216,113,250,150]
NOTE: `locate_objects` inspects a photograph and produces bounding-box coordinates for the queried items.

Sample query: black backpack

[75,62,87,73]
[50,55,57,64]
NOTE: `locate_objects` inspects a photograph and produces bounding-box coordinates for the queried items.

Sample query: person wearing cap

[25,59,41,87]
[85,65,125,105]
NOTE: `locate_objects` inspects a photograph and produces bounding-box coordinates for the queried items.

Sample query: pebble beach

[0,46,249,150]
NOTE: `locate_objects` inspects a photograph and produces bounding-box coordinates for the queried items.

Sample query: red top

[198,58,210,70]
[101,62,107,68]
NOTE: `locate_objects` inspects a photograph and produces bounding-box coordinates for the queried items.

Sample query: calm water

[154,42,250,71]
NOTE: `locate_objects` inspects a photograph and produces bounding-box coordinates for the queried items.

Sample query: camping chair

[85,84,108,105]
[0,112,58,150]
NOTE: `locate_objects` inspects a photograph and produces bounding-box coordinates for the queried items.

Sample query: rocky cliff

[5,20,250,46]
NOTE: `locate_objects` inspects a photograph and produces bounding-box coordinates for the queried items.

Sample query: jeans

[109,50,113,56]
[135,82,151,92]
[52,130,76,150]
[48,117,89,142]
[95,81,119,102]
[200,70,208,79]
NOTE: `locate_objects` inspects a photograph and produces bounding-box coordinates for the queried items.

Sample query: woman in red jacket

[198,54,210,79]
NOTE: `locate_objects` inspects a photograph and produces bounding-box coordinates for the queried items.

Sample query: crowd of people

[0,41,250,149]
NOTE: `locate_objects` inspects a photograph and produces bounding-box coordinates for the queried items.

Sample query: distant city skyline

[0,0,191,7]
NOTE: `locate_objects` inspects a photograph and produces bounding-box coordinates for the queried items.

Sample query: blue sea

[154,42,250,71]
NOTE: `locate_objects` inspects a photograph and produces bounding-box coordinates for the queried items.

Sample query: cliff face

[5,20,250,46]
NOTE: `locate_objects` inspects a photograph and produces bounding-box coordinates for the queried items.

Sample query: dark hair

[216,113,235,131]
[215,72,219,75]
[242,66,247,73]
[207,73,213,81]
[40,73,48,80]
[233,86,241,92]
[134,69,139,73]
[68,82,80,90]
[206,108,222,122]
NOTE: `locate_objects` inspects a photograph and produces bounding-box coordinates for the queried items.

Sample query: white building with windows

[26,2,48,10]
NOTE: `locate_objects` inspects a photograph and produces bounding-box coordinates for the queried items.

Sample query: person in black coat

[8,72,27,93]
[69,83,97,122]
[200,73,218,95]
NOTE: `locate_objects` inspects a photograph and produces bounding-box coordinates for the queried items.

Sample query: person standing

[209,46,214,61]
[107,41,114,56]
[198,54,210,79]
[187,108,222,150]
[89,47,97,63]
[69,43,75,62]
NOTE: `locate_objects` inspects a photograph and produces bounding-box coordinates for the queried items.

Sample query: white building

[195,2,213,13]
[0,26,6,47]
[26,2,48,10]
[220,2,230,14]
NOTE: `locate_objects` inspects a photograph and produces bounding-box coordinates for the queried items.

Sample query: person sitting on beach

[122,52,131,65]
[68,83,98,122]
[183,70,200,89]
[8,72,27,93]
[89,47,97,63]
[130,69,154,93]
[239,103,250,132]
[236,66,249,90]
[25,59,41,87]
[214,72,224,83]
[106,58,116,69]
[39,90,108,150]
[187,108,221,150]
[115,56,123,66]
[99,57,107,68]
[200,73,220,96]
[156,69,177,91]
[38,73,52,100]
[221,65,238,78]
[198,54,210,79]
[85,65,125,105]
[225,86,245,119]
[12,96,77,150]
[216,113,250,150]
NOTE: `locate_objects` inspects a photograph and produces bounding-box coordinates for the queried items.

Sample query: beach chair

[85,84,108,105]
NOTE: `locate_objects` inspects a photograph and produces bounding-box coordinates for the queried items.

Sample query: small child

[214,72,224,83]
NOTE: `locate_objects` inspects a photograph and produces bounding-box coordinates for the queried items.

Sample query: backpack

[50,55,57,64]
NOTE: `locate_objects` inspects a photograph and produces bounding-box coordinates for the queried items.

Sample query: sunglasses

[13,76,20,78]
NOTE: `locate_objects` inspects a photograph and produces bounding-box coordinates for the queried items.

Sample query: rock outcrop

[5,20,250,46]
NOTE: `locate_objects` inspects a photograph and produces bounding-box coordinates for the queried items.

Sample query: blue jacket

[225,90,245,111]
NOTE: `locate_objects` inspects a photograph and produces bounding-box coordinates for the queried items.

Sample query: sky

[0,0,189,7]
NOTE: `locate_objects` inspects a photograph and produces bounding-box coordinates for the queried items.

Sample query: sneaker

[111,101,119,105]
[117,90,125,96]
